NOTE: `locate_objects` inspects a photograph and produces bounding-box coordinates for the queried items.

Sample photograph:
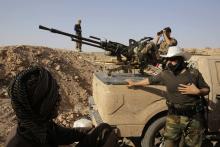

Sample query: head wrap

[8,66,60,144]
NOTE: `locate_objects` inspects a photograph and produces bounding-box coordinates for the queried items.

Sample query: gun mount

[39,25,154,73]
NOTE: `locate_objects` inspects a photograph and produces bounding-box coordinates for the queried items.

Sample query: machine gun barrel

[38,25,130,57]
[39,25,102,46]
[38,25,157,74]
[71,37,102,48]
[39,25,135,63]
[89,36,101,40]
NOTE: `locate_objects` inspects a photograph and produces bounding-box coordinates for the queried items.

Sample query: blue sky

[0,0,220,51]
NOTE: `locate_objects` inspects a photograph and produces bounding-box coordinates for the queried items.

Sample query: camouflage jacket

[158,38,178,55]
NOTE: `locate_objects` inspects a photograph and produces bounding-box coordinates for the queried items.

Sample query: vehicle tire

[141,116,166,147]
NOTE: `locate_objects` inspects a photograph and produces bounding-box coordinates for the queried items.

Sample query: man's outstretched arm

[125,78,150,87]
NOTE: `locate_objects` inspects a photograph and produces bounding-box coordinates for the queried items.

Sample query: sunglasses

[167,57,179,61]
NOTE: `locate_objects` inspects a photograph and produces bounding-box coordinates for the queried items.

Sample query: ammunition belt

[166,100,204,117]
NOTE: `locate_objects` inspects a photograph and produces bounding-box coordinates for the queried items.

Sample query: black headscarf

[166,56,187,75]
[8,66,60,144]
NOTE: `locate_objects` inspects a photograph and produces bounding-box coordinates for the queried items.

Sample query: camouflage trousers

[75,34,82,52]
[139,41,157,54]
[136,41,159,66]
[76,41,82,52]
[164,114,205,147]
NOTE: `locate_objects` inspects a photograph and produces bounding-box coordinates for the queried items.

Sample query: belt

[166,100,204,116]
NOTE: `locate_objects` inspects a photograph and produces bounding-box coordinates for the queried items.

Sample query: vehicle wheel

[141,116,166,147]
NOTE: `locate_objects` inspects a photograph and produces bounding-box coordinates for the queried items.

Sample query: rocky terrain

[0,45,111,146]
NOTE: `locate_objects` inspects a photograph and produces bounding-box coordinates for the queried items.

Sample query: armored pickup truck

[89,52,220,147]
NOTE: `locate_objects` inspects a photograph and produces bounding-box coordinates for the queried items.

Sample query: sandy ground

[0,45,111,146]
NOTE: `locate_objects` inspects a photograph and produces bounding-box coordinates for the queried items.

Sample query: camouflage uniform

[158,38,178,55]
[164,114,205,147]
[138,38,177,64]
[74,23,82,52]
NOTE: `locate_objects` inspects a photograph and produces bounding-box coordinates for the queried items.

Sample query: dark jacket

[5,123,89,147]
[74,24,81,35]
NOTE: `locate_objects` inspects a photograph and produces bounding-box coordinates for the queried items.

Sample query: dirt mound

[0,45,104,145]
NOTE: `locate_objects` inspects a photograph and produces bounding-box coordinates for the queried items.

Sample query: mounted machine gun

[39,25,154,73]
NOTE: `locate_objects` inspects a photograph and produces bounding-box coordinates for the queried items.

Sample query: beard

[167,61,186,75]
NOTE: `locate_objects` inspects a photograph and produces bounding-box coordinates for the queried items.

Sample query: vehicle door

[208,58,220,131]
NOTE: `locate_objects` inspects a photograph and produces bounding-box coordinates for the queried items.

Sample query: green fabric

[164,115,204,147]
[158,38,178,55]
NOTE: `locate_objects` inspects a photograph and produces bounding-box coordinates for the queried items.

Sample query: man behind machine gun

[136,27,178,71]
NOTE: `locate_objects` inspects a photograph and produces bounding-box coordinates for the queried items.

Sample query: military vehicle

[89,51,220,147]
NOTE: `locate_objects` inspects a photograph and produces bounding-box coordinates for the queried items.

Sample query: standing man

[126,46,210,147]
[74,19,82,52]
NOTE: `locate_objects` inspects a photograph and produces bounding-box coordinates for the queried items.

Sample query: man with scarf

[126,46,210,147]
[5,66,119,147]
